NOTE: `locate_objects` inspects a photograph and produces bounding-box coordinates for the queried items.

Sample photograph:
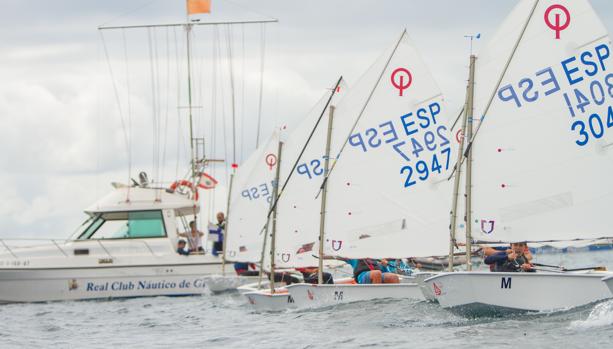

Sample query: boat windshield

[77,210,166,240]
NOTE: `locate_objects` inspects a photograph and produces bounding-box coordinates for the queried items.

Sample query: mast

[448,57,473,272]
[269,140,283,294]
[185,22,198,209]
[464,55,476,271]
[317,105,335,284]
[256,209,271,288]
[221,173,234,275]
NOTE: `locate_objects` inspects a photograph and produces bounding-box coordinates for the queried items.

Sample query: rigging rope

[160,26,171,186]
[240,24,246,163]
[174,26,182,181]
[210,26,219,217]
[99,31,131,189]
[217,27,230,186]
[153,27,163,192]
[225,24,238,167]
[121,29,133,196]
[255,23,267,148]
[147,28,159,187]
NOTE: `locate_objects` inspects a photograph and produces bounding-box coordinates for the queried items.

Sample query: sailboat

[241,83,347,311]
[285,30,459,308]
[425,0,613,316]
[205,129,284,293]
[0,1,277,303]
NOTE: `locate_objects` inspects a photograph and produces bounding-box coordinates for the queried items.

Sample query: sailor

[176,239,190,256]
[484,242,534,272]
[177,221,205,253]
[386,259,414,276]
[209,212,225,256]
[269,271,301,285]
[482,244,533,262]
[347,259,400,284]
[234,262,259,276]
[482,243,533,271]
[297,267,334,284]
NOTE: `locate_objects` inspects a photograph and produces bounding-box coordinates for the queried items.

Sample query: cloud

[2,0,613,238]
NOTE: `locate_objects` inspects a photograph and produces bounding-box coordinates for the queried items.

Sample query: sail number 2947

[347,101,452,189]
[401,148,451,188]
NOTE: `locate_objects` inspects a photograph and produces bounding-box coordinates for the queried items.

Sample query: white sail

[470,0,613,244]
[274,82,347,268]
[322,31,457,259]
[225,130,281,262]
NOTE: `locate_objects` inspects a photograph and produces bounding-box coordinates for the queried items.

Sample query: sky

[1,0,613,239]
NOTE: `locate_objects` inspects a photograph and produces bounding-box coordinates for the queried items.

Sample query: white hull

[602,275,613,294]
[412,272,440,303]
[237,280,276,294]
[243,288,296,312]
[286,282,425,309]
[0,262,222,303]
[425,271,613,317]
[202,274,260,293]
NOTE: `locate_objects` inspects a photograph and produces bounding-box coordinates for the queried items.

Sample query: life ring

[169,180,199,201]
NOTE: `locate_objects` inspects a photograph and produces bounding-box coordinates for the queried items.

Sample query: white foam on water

[570,300,613,329]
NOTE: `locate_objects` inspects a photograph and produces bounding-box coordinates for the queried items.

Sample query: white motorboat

[2,3,280,303]
[0,186,223,303]
[426,271,613,316]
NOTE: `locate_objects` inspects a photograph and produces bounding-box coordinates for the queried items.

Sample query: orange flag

[187,0,211,15]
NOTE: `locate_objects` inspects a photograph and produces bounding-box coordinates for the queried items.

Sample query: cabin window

[78,211,166,240]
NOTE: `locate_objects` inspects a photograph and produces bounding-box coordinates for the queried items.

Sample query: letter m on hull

[501,277,512,289]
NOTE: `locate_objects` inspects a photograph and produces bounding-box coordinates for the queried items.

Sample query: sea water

[1,250,613,349]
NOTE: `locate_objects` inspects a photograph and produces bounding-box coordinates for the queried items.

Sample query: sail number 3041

[571,105,613,146]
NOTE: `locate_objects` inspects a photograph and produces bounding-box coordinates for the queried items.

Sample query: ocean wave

[570,300,613,329]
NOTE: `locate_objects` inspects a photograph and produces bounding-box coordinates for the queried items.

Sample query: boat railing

[0,238,160,259]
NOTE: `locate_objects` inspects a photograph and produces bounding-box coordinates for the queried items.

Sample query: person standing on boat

[484,242,534,272]
[209,212,225,256]
[177,221,204,253]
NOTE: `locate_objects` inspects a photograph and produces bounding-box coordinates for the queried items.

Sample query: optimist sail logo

[265,154,277,170]
[331,240,343,251]
[391,68,413,96]
[480,220,495,235]
[545,4,571,40]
